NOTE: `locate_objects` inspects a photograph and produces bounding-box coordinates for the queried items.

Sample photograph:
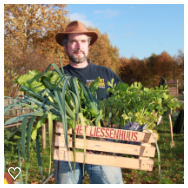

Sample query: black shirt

[61,63,122,100]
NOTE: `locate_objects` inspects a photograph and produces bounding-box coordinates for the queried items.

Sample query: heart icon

[8,167,21,181]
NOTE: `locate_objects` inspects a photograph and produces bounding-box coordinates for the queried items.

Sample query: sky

[64,3,184,60]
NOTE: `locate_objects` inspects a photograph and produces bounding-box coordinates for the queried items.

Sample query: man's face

[64,33,89,64]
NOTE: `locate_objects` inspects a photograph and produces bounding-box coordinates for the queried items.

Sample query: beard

[67,50,88,64]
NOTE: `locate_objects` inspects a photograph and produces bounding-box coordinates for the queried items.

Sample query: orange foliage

[119,51,183,88]
[4,4,69,96]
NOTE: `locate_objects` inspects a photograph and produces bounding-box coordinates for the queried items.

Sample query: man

[54,20,123,184]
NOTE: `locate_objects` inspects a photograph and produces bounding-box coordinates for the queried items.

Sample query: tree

[176,50,184,76]
[153,51,174,81]
[146,53,158,87]
[119,51,181,88]
[119,57,130,83]
[119,56,149,86]
[173,50,184,88]
[4,4,69,96]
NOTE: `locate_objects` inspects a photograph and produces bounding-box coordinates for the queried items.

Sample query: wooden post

[42,124,46,149]
[169,114,175,148]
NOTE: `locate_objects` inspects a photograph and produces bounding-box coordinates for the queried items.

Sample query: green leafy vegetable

[99,80,180,129]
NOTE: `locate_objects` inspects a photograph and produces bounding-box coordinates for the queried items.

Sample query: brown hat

[56,20,98,46]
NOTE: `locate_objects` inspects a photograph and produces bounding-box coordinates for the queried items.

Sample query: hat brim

[56,31,98,46]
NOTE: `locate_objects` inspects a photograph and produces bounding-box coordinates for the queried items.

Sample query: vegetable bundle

[99,79,180,130]
[16,67,102,125]
[4,63,103,183]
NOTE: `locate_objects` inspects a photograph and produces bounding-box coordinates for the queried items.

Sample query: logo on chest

[86,78,105,88]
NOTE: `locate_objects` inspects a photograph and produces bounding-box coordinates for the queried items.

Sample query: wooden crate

[53,122,158,171]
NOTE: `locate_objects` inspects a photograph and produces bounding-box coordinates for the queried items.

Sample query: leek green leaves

[4,64,103,183]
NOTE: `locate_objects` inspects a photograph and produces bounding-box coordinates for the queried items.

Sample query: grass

[4,112,184,184]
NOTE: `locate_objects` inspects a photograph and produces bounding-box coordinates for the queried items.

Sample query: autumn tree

[119,56,149,86]
[173,50,184,88]
[153,51,174,81]
[145,53,158,87]
[4,4,69,96]
[177,50,184,87]
[119,51,182,88]
[119,57,130,83]
[4,40,20,97]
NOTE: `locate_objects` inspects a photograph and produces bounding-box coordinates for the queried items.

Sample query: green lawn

[4,112,184,184]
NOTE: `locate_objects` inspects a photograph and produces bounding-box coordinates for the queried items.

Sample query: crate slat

[53,149,154,171]
[55,122,158,143]
[54,135,156,157]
